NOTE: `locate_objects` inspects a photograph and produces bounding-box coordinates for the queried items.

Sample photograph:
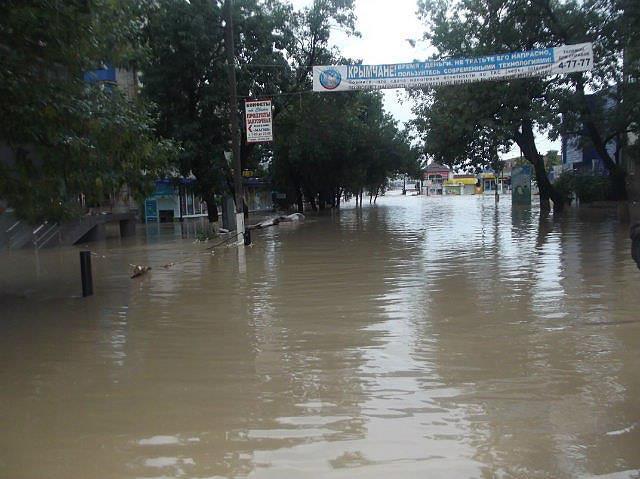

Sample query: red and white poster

[245,99,273,143]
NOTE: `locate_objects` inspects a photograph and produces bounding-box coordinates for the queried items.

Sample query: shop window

[187,194,194,215]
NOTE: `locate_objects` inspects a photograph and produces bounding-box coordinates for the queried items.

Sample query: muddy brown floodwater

[1,194,639,479]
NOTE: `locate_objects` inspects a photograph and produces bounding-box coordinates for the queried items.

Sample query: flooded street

[1,194,639,478]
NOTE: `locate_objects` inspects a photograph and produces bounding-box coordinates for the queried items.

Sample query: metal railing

[32,221,60,250]
[6,220,21,234]
[6,220,30,250]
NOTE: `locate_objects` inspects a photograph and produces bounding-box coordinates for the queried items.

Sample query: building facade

[143,176,273,223]
[422,163,452,195]
[144,179,208,222]
[443,175,478,195]
[562,135,618,174]
[84,66,139,98]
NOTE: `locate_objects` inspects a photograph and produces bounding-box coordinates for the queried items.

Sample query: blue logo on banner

[319,69,342,89]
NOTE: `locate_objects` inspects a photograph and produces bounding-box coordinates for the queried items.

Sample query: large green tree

[415,0,639,210]
[142,0,357,220]
[0,0,172,223]
[143,0,229,221]
[272,90,417,211]
[533,0,639,200]
[415,0,568,212]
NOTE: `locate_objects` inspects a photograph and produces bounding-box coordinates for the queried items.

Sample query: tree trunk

[532,158,554,212]
[629,146,640,269]
[515,120,565,213]
[632,223,640,269]
[574,76,628,200]
[296,188,304,213]
[319,191,327,210]
[309,194,318,212]
[609,166,628,201]
[205,194,219,222]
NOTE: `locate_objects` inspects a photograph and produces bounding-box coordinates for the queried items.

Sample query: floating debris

[249,213,305,230]
[130,264,152,278]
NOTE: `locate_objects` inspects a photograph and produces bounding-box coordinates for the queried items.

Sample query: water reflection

[0,194,639,478]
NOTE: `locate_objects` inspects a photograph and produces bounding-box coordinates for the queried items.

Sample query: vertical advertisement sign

[512,165,532,205]
[245,99,273,143]
[144,199,158,221]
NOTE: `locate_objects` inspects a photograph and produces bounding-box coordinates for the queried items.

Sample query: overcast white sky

[289,0,559,157]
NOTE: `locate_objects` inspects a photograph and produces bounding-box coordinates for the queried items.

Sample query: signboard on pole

[245,99,273,143]
[313,43,593,92]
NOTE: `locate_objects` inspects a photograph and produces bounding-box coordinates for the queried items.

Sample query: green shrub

[554,171,575,205]
[552,171,613,204]
[574,174,610,203]
[195,226,214,241]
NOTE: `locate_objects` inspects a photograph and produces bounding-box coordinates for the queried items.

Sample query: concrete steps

[1,211,138,250]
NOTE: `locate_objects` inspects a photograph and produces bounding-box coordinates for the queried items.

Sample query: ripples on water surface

[1,194,639,478]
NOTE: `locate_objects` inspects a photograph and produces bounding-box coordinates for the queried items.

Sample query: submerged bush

[554,172,575,205]
[574,174,611,203]
[553,172,612,204]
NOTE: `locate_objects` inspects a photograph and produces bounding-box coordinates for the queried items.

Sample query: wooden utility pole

[224,0,245,245]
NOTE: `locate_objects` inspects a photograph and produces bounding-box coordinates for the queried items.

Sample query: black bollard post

[243,229,252,246]
[80,251,93,297]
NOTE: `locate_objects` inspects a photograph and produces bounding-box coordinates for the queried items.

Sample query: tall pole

[224,0,245,245]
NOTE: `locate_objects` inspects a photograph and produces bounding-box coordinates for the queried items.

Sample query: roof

[478,173,511,180]
[425,162,450,171]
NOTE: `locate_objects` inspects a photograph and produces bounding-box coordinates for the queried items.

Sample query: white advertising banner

[313,43,593,92]
[245,99,273,143]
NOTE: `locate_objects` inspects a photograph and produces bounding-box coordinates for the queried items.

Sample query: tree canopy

[1,0,419,223]
[142,0,416,216]
[0,0,174,222]
[414,0,570,211]
[272,90,418,210]
[413,0,639,211]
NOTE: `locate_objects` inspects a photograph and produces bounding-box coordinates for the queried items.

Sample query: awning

[445,178,477,186]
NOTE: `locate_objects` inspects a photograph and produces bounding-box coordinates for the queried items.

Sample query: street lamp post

[224,0,245,246]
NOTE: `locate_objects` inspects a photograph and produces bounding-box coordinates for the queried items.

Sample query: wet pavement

[1,194,639,478]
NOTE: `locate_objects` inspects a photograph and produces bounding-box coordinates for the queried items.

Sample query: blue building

[84,65,138,98]
[562,135,618,174]
[143,175,272,223]
[144,179,208,223]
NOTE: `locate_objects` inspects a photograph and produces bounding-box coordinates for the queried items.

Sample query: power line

[239,63,316,69]
[237,90,313,99]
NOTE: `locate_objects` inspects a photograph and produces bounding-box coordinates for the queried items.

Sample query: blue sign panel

[145,199,158,220]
